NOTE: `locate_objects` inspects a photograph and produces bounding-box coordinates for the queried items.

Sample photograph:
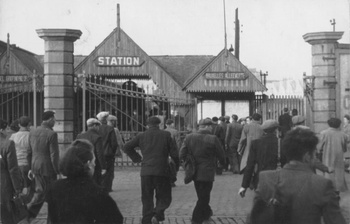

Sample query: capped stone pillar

[303,31,343,133]
[36,29,82,153]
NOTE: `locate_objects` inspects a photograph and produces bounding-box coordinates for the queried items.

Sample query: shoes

[151,216,159,224]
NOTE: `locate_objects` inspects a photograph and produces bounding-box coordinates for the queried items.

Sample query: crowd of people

[1,108,349,224]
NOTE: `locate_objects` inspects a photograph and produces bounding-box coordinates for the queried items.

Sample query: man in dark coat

[278,107,292,138]
[96,111,118,192]
[239,120,285,197]
[180,118,225,224]
[76,118,106,185]
[225,114,243,174]
[212,117,225,174]
[124,116,179,224]
[0,119,23,224]
[27,111,60,220]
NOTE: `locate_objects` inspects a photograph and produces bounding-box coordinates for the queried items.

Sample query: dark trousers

[227,145,240,173]
[192,181,213,223]
[101,156,115,192]
[141,175,172,224]
[27,174,56,219]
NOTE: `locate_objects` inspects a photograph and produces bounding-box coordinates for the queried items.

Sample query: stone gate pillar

[36,29,82,153]
[303,31,344,133]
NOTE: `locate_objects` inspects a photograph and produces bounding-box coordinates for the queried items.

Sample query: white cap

[96,111,109,121]
[86,118,101,126]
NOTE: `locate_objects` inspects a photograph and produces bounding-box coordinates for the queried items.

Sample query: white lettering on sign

[205,72,247,80]
[95,56,144,67]
[0,75,29,82]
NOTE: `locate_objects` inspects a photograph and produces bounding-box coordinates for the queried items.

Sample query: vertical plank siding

[253,94,304,121]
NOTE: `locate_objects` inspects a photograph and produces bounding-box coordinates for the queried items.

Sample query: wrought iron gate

[74,74,196,166]
[0,74,44,128]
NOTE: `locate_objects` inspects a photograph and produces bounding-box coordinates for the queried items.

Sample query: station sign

[95,56,145,67]
[205,72,248,80]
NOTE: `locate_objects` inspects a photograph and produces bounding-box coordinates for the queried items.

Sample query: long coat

[241,133,280,189]
[27,123,59,176]
[179,129,225,182]
[238,120,263,172]
[251,163,346,224]
[318,127,349,192]
[77,129,106,183]
[0,131,22,224]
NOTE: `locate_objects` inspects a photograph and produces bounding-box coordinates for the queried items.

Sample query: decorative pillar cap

[36,29,82,42]
[303,31,344,45]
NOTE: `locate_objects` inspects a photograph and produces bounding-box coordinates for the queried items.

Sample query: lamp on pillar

[228,44,234,53]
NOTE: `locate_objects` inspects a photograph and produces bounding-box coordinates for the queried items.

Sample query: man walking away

[9,116,32,195]
[225,114,243,174]
[165,119,181,187]
[238,113,264,173]
[27,111,60,222]
[76,118,106,186]
[278,107,292,139]
[180,118,225,224]
[124,116,179,224]
[239,120,283,197]
[96,111,118,192]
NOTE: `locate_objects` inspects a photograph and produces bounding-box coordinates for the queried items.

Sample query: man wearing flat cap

[124,116,179,224]
[77,118,106,185]
[180,118,225,224]
[27,110,60,221]
[239,119,286,197]
[96,111,118,192]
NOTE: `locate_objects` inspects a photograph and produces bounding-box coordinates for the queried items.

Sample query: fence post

[32,70,37,128]
[82,72,86,132]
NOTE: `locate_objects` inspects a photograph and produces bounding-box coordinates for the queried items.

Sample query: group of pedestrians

[0,111,125,224]
[1,108,350,224]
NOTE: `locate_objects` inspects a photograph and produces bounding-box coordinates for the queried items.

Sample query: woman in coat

[318,118,349,192]
[0,119,23,224]
[47,139,124,224]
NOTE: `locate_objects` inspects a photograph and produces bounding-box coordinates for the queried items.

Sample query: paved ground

[30,167,350,224]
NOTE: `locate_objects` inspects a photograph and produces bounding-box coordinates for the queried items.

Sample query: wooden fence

[253,94,305,121]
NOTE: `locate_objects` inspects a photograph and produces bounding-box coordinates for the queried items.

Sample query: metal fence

[0,74,43,128]
[74,74,196,167]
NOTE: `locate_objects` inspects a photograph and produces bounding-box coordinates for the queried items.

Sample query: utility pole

[235,8,240,60]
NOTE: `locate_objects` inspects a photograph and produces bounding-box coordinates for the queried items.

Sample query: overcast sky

[0,0,349,80]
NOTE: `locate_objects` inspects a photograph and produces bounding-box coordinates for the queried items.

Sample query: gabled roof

[0,40,43,75]
[151,55,214,87]
[74,28,185,97]
[183,49,267,92]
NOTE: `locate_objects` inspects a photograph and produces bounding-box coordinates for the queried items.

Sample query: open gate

[74,74,196,166]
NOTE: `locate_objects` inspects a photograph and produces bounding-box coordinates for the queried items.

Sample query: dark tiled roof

[151,55,214,87]
[11,47,44,74]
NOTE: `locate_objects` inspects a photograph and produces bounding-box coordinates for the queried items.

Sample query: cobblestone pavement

[30,167,350,224]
